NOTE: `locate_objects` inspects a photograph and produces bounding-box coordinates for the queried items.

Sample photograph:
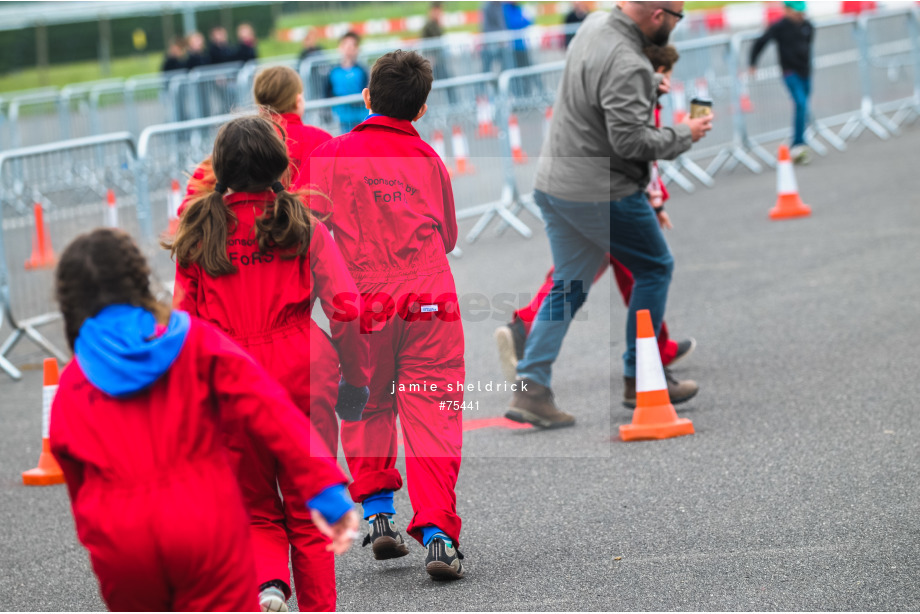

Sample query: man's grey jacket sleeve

[601,62,693,162]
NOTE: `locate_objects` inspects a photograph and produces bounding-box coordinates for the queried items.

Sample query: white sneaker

[259,586,288,612]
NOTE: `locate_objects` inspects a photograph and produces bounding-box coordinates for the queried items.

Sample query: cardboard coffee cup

[690,97,712,119]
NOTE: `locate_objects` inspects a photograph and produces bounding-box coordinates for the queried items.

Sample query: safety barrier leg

[676,154,715,187]
[659,160,696,192]
[0,306,69,376]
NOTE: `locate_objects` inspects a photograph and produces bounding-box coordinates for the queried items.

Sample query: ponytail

[162,189,238,277]
[254,185,315,258]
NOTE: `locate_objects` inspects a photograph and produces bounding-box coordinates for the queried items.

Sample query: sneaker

[790,145,812,165]
[505,378,576,429]
[623,370,699,409]
[425,537,465,580]
[361,513,410,560]
[494,319,526,382]
[258,586,288,612]
[665,337,697,368]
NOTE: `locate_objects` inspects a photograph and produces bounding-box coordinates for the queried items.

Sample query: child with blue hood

[48,228,358,611]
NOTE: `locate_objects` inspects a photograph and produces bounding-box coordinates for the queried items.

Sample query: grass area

[0,1,746,95]
[276,1,481,30]
[0,55,161,95]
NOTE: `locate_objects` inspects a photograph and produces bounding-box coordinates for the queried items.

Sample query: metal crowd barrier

[298,22,582,101]
[2,7,920,379]
[134,113,237,287]
[0,132,137,380]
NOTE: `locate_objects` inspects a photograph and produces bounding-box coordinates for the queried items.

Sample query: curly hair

[56,228,170,351]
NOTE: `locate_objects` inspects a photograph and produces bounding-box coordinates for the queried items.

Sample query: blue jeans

[517,189,674,386]
[783,72,812,147]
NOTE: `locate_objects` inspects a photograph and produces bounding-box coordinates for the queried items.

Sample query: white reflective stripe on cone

[42,384,58,439]
[636,337,667,393]
[777,161,799,195]
[168,189,182,221]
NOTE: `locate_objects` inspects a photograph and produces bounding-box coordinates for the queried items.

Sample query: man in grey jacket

[505,1,713,428]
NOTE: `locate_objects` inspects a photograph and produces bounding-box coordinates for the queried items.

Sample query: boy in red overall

[300,50,466,580]
[50,228,357,612]
[170,116,370,611]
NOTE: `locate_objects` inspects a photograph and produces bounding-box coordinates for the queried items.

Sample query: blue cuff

[421,526,450,546]
[362,490,396,519]
[307,484,353,525]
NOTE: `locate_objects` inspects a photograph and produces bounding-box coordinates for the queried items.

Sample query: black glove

[336,378,369,422]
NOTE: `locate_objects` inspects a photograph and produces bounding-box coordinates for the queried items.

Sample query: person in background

[480,1,507,74]
[299,27,324,63]
[749,0,815,165]
[421,2,456,102]
[253,65,333,185]
[564,1,591,48]
[207,26,233,65]
[161,36,186,73]
[236,23,258,62]
[502,1,536,95]
[324,31,370,132]
[185,32,208,69]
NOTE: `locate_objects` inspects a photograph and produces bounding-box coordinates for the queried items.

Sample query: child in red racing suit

[50,228,357,612]
[166,116,370,611]
[299,50,466,581]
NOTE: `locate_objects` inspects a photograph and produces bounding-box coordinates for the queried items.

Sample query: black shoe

[425,537,465,580]
[361,514,410,560]
[623,369,699,409]
[494,319,526,382]
[666,337,697,368]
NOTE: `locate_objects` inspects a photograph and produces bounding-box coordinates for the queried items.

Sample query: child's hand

[657,210,673,230]
[336,379,369,421]
[311,508,360,555]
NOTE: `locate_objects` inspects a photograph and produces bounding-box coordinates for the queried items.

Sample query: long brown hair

[56,228,170,351]
[163,115,317,277]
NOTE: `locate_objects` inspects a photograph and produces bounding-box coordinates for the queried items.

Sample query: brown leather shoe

[505,378,575,429]
[623,370,699,409]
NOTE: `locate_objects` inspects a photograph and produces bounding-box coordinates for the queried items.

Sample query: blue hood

[75,305,191,398]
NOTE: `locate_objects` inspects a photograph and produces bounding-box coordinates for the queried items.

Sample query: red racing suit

[277,112,332,185]
[174,191,369,610]
[49,318,347,612]
[300,115,465,546]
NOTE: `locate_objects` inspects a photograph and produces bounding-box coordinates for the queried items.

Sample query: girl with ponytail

[164,115,369,612]
[178,65,330,211]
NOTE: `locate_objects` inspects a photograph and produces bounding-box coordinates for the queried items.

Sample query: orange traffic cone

[740,73,754,113]
[509,114,527,164]
[451,125,473,175]
[22,358,65,486]
[543,106,553,141]
[167,179,182,236]
[476,96,498,138]
[431,130,454,177]
[769,144,811,220]
[619,310,694,442]
[24,203,55,270]
[105,189,118,228]
[672,81,688,124]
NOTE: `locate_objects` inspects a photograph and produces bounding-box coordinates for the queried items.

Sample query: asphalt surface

[2,121,920,611]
